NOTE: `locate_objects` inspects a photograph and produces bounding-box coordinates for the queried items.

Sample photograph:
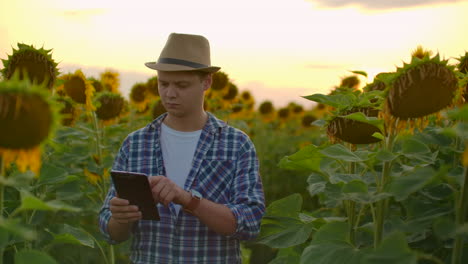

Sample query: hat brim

[145,62,220,73]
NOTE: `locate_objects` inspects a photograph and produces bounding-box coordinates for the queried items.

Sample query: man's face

[157,71,211,118]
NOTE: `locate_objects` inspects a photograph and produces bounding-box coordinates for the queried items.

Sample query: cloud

[58,8,107,20]
[309,0,465,9]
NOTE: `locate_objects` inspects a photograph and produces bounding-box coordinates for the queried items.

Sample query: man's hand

[149,176,190,207]
[109,197,142,225]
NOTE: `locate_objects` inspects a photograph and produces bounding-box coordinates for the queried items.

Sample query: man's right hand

[109,197,142,225]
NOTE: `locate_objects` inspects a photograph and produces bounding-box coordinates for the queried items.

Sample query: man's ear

[203,74,213,91]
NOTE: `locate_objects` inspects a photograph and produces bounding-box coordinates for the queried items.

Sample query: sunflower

[100,69,120,93]
[382,52,459,133]
[240,90,255,111]
[130,83,149,112]
[59,70,95,111]
[57,97,79,126]
[0,78,58,174]
[258,101,275,122]
[301,114,317,128]
[211,71,229,91]
[457,52,468,74]
[146,76,159,98]
[339,75,360,90]
[1,43,59,90]
[88,77,104,93]
[94,92,125,123]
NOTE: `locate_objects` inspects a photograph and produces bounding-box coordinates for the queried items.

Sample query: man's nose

[166,86,177,97]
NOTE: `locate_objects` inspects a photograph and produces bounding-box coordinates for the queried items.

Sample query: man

[99,33,265,263]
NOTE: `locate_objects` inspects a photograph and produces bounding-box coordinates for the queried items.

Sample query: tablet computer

[110,170,160,221]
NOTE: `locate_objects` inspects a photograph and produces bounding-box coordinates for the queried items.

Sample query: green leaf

[257,217,314,248]
[433,217,455,240]
[16,191,81,212]
[341,112,384,132]
[0,219,36,240]
[320,144,365,162]
[329,174,361,184]
[349,70,368,77]
[37,163,69,186]
[266,194,303,218]
[302,93,356,109]
[342,180,368,194]
[47,224,94,248]
[278,144,324,172]
[386,167,436,201]
[363,232,417,264]
[15,250,58,264]
[301,241,365,264]
[314,221,349,243]
[372,132,384,140]
[307,173,327,196]
[400,138,433,163]
[375,150,398,162]
[269,255,301,264]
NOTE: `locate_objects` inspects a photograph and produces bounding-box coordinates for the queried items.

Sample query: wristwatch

[183,189,202,215]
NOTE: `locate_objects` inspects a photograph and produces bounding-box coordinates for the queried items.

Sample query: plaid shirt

[99,112,265,264]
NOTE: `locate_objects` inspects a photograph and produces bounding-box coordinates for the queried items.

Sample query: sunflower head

[1,43,59,90]
[278,107,290,120]
[57,97,78,126]
[147,76,159,97]
[385,53,458,119]
[222,82,239,101]
[59,70,95,111]
[259,101,274,115]
[238,90,255,111]
[327,107,381,144]
[130,83,149,112]
[340,75,360,90]
[89,77,104,93]
[0,78,58,173]
[100,69,120,93]
[94,92,125,121]
[211,71,229,91]
[301,114,317,128]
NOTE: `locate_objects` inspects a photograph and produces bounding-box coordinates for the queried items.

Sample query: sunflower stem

[452,166,468,264]
[374,126,395,248]
[0,156,4,264]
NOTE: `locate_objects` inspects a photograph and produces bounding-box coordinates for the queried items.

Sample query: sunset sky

[1,0,467,108]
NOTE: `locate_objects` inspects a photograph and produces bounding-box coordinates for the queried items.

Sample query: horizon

[1,0,468,108]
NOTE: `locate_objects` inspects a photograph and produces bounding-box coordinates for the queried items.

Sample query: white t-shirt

[160,123,202,214]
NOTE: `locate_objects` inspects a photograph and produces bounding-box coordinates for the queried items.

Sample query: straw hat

[145,33,220,73]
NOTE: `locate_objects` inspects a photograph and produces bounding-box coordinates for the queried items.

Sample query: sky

[1,0,468,109]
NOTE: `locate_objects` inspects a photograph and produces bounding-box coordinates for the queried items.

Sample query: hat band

[158,57,209,69]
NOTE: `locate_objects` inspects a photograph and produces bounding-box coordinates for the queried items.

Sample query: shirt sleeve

[226,137,265,240]
[98,137,129,244]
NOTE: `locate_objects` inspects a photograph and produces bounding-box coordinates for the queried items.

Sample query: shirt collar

[149,112,226,134]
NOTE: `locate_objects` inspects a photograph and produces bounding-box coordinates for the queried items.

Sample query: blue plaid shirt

[99,112,265,263]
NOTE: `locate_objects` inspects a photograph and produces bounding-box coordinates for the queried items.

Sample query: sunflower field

[1,43,468,264]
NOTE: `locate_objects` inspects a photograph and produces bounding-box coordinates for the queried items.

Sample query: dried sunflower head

[1,43,59,90]
[385,54,458,119]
